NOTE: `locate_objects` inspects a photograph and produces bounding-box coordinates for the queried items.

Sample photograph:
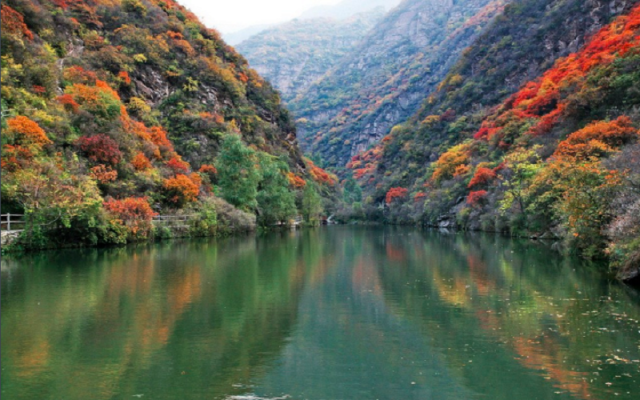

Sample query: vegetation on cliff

[345,0,640,279]
[0,0,336,250]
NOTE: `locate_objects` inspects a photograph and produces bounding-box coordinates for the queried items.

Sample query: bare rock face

[291,0,508,168]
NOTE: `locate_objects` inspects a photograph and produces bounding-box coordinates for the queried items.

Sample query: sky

[178,0,343,34]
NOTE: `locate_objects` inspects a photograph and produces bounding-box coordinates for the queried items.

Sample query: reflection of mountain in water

[254,228,474,400]
[374,230,640,400]
[1,232,326,400]
[2,227,639,400]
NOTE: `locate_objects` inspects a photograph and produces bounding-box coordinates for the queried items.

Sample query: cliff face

[291,0,509,169]
[237,10,384,103]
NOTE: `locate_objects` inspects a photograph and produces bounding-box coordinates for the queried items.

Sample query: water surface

[2,227,640,399]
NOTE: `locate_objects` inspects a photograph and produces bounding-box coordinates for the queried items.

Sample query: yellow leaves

[431,142,472,182]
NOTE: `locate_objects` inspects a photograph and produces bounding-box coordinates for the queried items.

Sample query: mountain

[0,0,336,249]
[299,0,401,19]
[348,0,640,281]
[291,0,510,169]
[224,23,274,46]
[236,9,385,103]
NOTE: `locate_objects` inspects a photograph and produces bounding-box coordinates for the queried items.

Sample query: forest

[340,0,640,281]
[0,0,337,250]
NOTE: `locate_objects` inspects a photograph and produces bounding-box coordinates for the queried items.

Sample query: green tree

[216,135,261,212]
[343,177,362,204]
[302,184,323,225]
[256,153,297,226]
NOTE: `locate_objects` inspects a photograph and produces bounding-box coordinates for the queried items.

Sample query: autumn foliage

[104,197,157,237]
[163,174,200,205]
[1,5,34,40]
[166,156,190,174]
[386,187,409,205]
[287,172,307,189]
[78,134,122,165]
[6,116,52,148]
[467,190,488,206]
[132,153,152,171]
[90,164,118,183]
[554,117,638,160]
[468,167,497,188]
[307,159,337,186]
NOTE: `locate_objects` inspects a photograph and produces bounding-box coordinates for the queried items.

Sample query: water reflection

[2,227,639,400]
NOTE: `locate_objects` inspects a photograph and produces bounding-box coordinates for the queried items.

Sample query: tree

[256,153,297,226]
[302,184,323,225]
[343,177,362,204]
[215,134,261,212]
[163,174,200,206]
[498,147,543,221]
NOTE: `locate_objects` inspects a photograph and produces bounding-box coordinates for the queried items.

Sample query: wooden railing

[152,215,197,229]
[1,214,26,232]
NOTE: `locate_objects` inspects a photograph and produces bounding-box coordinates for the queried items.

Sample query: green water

[2,227,640,400]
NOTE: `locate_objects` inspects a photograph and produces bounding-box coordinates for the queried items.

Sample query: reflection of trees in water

[1,231,330,400]
[375,230,640,400]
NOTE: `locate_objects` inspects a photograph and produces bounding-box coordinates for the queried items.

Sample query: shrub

[78,134,122,165]
[163,174,200,205]
[103,197,157,239]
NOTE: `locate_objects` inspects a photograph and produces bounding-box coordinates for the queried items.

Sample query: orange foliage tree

[104,197,157,237]
[90,164,118,183]
[132,153,152,171]
[554,116,638,160]
[163,174,200,205]
[287,172,307,189]
[386,187,409,205]
[6,116,52,148]
[431,143,471,182]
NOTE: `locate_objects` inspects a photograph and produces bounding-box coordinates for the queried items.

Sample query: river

[2,226,640,399]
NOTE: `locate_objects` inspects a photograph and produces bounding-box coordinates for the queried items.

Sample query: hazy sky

[179,0,343,33]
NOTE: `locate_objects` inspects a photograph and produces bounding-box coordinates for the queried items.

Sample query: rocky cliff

[291,0,510,169]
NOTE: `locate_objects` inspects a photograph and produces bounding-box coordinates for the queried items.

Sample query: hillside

[236,10,384,103]
[0,0,336,249]
[349,0,640,281]
[291,0,510,169]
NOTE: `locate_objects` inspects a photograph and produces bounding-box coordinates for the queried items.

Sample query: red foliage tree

[166,156,190,174]
[1,5,34,40]
[78,134,122,165]
[57,94,80,113]
[468,167,497,188]
[467,190,488,206]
